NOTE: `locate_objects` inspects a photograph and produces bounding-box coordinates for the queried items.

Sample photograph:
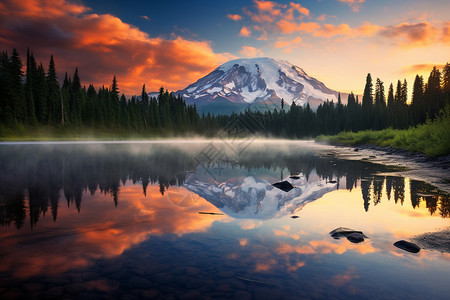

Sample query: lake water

[0,140,449,299]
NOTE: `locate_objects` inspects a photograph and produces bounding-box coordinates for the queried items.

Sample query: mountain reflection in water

[0,142,448,229]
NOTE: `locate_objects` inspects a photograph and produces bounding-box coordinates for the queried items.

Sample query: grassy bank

[316,104,450,157]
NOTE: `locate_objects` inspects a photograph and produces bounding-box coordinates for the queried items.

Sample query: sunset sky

[0,0,449,97]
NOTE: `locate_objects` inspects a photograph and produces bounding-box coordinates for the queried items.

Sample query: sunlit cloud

[274,36,302,53]
[227,13,242,21]
[0,0,232,95]
[239,45,263,57]
[317,14,327,22]
[401,63,445,75]
[379,22,449,48]
[277,20,321,34]
[239,26,252,37]
[140,15,150,21]
[337,0,366,12]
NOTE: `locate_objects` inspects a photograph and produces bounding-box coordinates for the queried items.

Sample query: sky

[0,0,449,97]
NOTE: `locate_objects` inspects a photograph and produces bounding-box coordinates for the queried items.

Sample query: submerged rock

[346,232,365,243]
[394,240,420,253]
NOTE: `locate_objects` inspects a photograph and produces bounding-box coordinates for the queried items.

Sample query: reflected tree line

[0,145,448,229]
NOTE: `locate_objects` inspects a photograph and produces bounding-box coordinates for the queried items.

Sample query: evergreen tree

[25,49,37,125]
[362,73,373,129]
[110,75,120,126]
[411,75,424,124]
[47,55,60,125]
[8,49,26,123]
[424,66,442,120]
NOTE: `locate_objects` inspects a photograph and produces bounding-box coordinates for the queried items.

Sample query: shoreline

[319,142,450,194]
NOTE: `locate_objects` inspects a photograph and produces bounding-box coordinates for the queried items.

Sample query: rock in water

[272,181,294,192]
[329,227,368,240]
[347,232,365,243]
[394,240,420,253]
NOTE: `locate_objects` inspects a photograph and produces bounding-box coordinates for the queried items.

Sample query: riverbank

[316,105,450,157]
[322,142,450,194]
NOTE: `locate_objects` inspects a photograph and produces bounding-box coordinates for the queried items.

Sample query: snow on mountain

[172,57,341,114]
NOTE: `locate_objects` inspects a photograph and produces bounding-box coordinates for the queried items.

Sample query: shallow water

[0,140,449,299]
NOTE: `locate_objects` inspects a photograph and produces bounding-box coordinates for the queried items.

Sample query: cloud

[401,64,445,75]
[337,0,366,12]
[0,0,232,96]
[380,22,448,48]
[239,26,252,37]
[288,2,309,17]
[140,15,150,21]
[274,36,302,52]
[227,14,242,21]
[317,14,326,22]
[239,45,263,57]
[278,20,321,34]
[275,36,302,48]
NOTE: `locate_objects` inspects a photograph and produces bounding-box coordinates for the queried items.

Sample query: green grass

[316,104,450,157]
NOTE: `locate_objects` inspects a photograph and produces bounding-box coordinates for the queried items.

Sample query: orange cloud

[313,23,353,38]
[275,36,302,48]
[278,20,321,34]
[401,64,445,75]
[338,0,366,12]
[239,46,263,57]
[317,14,327,22]
[227,14,242,21]
[254,0,283,15]
[0,0,231,96]
[239,26,252,37]
[289,2,309,16]
[380,22,448,48]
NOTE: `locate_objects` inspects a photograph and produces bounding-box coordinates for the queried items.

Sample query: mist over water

[0,140,449,299]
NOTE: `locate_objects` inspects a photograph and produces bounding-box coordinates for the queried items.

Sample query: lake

[0,140,449,299]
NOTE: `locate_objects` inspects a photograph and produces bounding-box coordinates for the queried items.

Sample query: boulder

[329,227,368,240]
[393,240,420,253]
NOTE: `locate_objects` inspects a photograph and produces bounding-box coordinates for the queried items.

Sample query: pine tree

[411,75,424,124]
[110,75,120,126]
[25,49,37,125]
[47,55,60,125]
[362,73,373,129]
[424,66,442,120]
[8,49,26,123]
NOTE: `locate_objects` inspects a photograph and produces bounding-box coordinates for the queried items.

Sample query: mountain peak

[173,57,341,114]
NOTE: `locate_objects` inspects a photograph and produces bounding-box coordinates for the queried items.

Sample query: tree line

[0,48,449,137]
[0,49,201,134]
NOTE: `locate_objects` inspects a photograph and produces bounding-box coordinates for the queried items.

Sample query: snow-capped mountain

[174,57,342,114]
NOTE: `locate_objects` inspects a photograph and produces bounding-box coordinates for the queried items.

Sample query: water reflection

[0,141,449,299]
[0,143,448,229]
